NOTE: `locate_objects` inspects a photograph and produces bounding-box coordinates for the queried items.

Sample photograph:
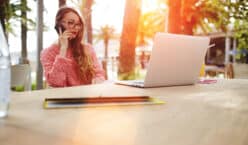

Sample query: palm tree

[136,9,166,70]
[181,0,230,35]
[167,0,230,35]
[94,25,116,59]
[0,0,34,64]
[0,0,33,39]
[118,0,142,80]
[228,1,248,62]
[0,0,9,37]
[20,0,29,64]
[136,10,166,47]
[94,24,117,79]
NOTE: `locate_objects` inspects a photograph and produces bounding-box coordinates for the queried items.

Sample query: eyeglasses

[61,20,81,29]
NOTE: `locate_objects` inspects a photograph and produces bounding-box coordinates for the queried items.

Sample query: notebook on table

[116,32,210,88]
[43,96,165,109]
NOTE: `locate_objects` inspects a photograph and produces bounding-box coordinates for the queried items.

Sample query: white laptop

[116,32,210,88]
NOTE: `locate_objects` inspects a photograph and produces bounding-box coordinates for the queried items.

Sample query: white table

[1,79,248,145]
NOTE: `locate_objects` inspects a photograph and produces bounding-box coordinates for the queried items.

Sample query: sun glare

[142,0,167,13]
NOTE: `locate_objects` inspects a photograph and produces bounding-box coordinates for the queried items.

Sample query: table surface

[1,79,248,145]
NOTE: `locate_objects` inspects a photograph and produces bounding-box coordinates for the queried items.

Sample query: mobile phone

[55,24,65,34]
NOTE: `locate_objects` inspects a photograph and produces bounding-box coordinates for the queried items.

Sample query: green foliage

[233,19,248,62]
[32,83,36,90]
[234,20,248,50]
[118,64,146,80]
[137,10,166,46]
[182,0,248,62]
[227,0,248,62]
[227,0,248,19]
[118,71,136,80]
[11,86,24,92]
[229,1,248,51]
[11,82,36,92]
[118,70,136,80]
[191,0,231,34]
[0,0,35,36]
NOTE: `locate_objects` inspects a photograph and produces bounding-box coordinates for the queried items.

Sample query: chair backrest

[11,64,31,91]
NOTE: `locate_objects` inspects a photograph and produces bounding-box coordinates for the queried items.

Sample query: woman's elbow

[45,72,67,87]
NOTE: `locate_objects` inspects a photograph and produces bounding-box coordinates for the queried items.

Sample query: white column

[233,38,237,63]
[225,36,231,64]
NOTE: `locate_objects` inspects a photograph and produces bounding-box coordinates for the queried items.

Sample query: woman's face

[61,12,82,39]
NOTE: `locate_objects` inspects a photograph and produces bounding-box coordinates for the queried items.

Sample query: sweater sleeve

[40,45,79,87]
[86,44,106,82]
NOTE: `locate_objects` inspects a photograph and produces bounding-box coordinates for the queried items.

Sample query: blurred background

[1,0,248,90]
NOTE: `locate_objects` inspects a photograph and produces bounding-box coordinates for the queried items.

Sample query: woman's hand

[58,28,73,57]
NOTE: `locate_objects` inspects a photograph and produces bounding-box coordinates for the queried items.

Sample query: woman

[41,6,105,87]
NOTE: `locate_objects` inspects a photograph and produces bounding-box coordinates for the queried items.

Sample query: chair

[11,64,32,91]
[205,63,234,79]
[233,63,248,79]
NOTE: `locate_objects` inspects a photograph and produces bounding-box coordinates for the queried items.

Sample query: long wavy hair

[55,6,95,83]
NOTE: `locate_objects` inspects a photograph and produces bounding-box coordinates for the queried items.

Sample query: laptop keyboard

[132,80,144,85]
[115,80,145,88]
[128,80,144,87]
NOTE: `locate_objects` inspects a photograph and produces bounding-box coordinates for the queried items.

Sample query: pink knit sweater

[40,43,105,87]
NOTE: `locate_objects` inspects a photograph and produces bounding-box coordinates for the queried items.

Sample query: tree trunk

[103,38,108,79]
[104,38,108,59]
[82,0,93,44]
[36,0,44,90]
[180,0,197,35]
[167,0,182,34]
[20,0,29,64]
[0,0,9,40]
[168,0,196,35]
[59,0,66,7]
[118,0,141,80]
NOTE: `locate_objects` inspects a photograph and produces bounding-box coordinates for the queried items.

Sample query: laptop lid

[143,32,210,87]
